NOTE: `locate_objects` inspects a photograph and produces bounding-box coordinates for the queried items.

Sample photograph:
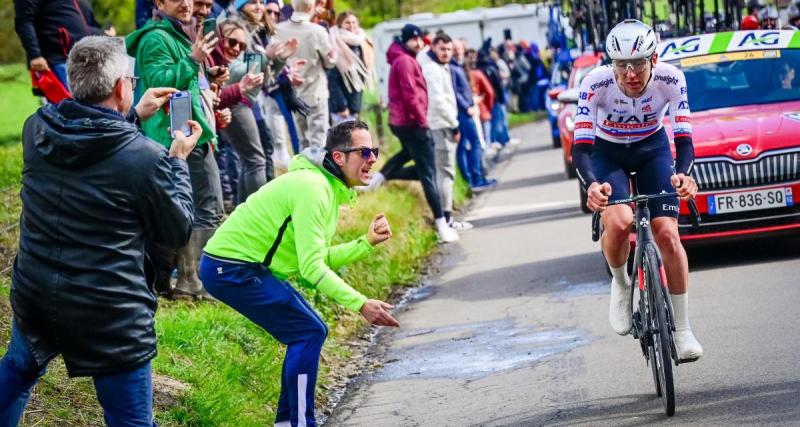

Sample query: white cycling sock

[671,293,690,331]
[609,264,630,287]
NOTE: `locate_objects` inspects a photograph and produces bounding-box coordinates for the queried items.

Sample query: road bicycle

[591,183,700,416]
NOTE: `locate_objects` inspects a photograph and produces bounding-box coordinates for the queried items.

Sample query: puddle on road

[550,278,608,299]
[373,318,592,381]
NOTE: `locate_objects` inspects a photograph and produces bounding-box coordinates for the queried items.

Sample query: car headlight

[551,102,561,112]
[566,116,575,132]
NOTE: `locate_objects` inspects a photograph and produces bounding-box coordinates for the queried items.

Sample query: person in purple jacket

[362,24,458,243]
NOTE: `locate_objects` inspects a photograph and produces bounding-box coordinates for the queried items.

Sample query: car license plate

[708,187,794,215]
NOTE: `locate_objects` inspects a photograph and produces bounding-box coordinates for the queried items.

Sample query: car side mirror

[557,88,580,104]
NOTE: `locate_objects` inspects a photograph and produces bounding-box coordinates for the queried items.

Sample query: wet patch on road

[372,318,594,381]
[549,278,608,300]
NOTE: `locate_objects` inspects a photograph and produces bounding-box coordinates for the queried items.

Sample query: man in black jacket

[14,0,111,89]
[0,36,198,425]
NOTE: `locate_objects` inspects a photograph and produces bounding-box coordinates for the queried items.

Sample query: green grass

[0,62,536,425]
[509,111,547,129]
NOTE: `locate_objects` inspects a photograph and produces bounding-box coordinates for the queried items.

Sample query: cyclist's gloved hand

[587,182,612,212]
[671,173,697,200]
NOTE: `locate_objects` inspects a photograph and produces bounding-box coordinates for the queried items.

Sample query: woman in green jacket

[199,120,398,427]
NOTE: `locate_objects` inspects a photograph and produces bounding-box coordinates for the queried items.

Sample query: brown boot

[145,242,178,299]
[174,228,216,301]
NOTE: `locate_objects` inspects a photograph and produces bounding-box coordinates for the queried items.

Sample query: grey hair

[67,36,130,104]
[291,0,315,12]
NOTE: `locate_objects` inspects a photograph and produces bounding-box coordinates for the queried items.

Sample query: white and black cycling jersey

[573,61,692,146]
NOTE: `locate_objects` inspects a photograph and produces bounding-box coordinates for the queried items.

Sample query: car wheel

[579,184,592,214]
[552,134,562,148]
[565,158,577,179]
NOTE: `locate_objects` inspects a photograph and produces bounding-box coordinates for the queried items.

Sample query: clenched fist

[367,213,392,246]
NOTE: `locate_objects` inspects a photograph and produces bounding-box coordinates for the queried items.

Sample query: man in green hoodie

[126,0,223,300]
[199,120,399,427]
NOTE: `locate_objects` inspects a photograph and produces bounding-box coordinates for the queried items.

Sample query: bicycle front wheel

[644,245,675,416]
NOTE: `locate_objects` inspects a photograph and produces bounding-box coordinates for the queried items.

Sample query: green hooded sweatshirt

[203,148,373,312]
[125,18,215,148]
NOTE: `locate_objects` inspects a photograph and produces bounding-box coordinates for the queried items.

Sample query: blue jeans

[490,103,510,145]
[0,323,155,427]
[51,63,69,91]
[272,93,301,155]
[456,111,486,187]
[199,255,327,427]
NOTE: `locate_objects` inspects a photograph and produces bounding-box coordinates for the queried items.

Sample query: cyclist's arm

[572,77,600,190]
[668,69,695,175]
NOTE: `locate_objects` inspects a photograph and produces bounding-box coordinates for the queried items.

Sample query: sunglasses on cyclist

[226,37,247,51]
[338,147,379,159]
[613,58,650,73]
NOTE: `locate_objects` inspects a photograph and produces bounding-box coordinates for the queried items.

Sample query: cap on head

[401,24,423,43]
[605,19,657,61]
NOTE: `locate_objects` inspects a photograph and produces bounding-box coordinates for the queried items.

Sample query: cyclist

[572,20,703,362]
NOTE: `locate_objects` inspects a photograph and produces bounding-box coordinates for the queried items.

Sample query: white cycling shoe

[609,276,632,335]
[674,328,704,362]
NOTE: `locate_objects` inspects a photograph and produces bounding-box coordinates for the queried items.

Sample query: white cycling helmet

[605,19,657,61]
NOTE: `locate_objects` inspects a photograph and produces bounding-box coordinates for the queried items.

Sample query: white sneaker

[674,328,704,362]
[609,277,632,335]
[449,220,474,231]
[435,217,459,243]
[509,137,521,146]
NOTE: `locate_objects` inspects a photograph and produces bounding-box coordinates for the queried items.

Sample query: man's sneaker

[449,220,474,231]
[437,223,459,243]
[609,277,632,335]
[509,137,521,146]
[674,329,704,362]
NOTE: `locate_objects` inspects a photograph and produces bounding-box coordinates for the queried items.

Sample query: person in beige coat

[275,0,335,149]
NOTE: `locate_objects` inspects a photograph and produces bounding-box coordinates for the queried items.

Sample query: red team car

[559,30,800,241]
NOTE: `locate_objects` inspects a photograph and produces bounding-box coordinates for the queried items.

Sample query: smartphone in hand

[169,91,193,138]
[202,18,217,37]
[245,52,264,74]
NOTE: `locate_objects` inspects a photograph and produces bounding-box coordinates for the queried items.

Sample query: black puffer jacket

[11,100,194,377]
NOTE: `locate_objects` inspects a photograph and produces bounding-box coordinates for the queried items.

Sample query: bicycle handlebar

[590,194,702,242]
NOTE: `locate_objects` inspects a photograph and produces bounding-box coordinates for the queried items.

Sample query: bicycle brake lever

[688,200,701,229]
[591,211,601,242]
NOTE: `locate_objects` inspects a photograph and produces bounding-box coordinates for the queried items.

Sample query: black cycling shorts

[591,128,679,219]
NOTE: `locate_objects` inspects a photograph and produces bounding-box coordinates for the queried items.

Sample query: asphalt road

[328,120,800,426]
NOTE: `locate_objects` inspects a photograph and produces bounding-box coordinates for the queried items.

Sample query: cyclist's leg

[593,148,634,335]
[637,149,686,294]
[592,151,634,267]
[638,146,703,360]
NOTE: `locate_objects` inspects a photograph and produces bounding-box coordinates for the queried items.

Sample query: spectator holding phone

[276,0,337,149]
[127,0,223,300]
[0,36,197,425]
[214,16,270,204]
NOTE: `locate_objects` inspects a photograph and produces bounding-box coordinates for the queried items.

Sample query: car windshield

[675,49,800,112]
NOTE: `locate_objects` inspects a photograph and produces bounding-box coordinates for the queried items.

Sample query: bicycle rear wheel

[644,246,675,416]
